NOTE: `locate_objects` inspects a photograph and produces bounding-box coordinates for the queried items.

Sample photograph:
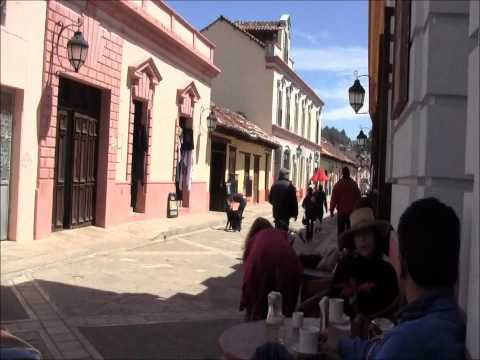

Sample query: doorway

[53,78,101,230]
[130,100,148,212]
[209,140,226,211]
[0,91,14,240]
[264,153,270,201]
[253,155,260,203]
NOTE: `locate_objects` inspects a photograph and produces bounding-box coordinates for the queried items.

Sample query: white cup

[291,311,304,329]
[299,326,319,354]
[328,298,344,323]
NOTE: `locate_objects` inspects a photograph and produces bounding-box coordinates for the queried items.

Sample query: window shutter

[391,0,411,120]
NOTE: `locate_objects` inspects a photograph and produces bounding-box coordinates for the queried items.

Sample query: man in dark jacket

[322,198,466,359]
[330,167,361,245]
[269,168,298,230]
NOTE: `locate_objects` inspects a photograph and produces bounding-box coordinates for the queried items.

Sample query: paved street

[1,205,338,359]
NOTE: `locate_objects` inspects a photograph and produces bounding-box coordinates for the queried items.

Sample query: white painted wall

[117,35,212,185]
[0,0,46,241]
[202,21,275,134]
[388,1,479,357]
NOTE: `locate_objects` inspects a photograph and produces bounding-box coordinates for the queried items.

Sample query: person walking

[268,168,298,230]
[313,183,328,225]
[301,187,317,241]
[330,167,361,247]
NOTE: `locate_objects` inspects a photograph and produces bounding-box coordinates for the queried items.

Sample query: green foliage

[322,126,352,146]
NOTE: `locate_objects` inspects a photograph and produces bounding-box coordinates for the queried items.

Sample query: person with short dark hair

[268,168,298,230]
[322,197,466,359]
[301,187,317,241]
[226,192,246,231]
[330,167,361,247]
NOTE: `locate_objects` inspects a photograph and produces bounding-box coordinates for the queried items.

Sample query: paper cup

[299,326,319,354]
[328,298,344,323]
[292,312,304,329]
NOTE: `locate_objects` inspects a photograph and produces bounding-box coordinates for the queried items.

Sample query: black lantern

[348,79,365,113]
[207,111,217,132]
[67,30,89,72]
[296,145,303,158]
[314,151,320,164]
[357,129,367,146]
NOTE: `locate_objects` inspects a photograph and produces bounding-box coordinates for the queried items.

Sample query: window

[285,87,291,130]
[283,32,289,62]
[0,0,6,26]
[307,106,311,140]
[294,94,299,133]
[283,147,290,170]
[315,111,320,144]
[391,0,411,119]
[301,102,306,137]
[244,153,252,196]
[277,81,283,125]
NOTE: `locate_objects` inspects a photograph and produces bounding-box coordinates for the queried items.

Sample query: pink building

[0,0,219,241]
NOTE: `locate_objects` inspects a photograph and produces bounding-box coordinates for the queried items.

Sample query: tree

[322,126,352,146]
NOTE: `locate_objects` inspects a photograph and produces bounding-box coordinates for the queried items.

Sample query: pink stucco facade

[2,0,218,241]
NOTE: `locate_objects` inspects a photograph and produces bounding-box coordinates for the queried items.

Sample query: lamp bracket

[53,17,84,76]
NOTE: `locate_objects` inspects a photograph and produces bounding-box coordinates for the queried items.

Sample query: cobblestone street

[1,207,337,359]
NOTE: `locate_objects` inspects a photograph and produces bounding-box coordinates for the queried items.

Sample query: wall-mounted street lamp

[56,17,89,73]
[206,110,218,133]
[296,145,303,159]
[348,70,369,114]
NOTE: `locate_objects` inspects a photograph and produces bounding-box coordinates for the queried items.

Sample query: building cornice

[266,55,324,107]
[91,0,220,78]
[272,125,321,152]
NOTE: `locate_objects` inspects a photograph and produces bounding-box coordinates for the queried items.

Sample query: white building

[202,15,324,197]
[369,1,479,357]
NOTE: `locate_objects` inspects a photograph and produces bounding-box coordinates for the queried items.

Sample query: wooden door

[253,155,260,203]
[69,112,97,227]
[53,110,98,229]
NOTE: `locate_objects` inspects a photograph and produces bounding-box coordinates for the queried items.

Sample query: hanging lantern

[348,79,365,113]
[67,30,89,72]
[207,111,218,132]
[357,129,368,146]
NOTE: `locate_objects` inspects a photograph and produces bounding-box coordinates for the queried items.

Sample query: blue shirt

[337,292,465,359]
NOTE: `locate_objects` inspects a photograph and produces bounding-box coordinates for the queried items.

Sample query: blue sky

[167,0,371,139]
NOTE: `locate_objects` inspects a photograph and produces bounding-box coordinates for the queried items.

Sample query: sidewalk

[1,203,272,280]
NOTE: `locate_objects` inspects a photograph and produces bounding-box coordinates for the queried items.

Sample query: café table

[219,318,345,360]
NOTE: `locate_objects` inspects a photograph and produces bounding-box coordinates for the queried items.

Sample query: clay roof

[321,138,357,166]
[201,16,266,48]
[212,104,279,148]
[234,20,284,32]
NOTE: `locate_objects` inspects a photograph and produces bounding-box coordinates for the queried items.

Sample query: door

[243,153,252,197]
[264,153,270,201]
[53,78,100,230]
[209,140,227,211]
[253,155,260,203]
[0,91,13,240]
[53,110,98,229]
[130,100,147,211]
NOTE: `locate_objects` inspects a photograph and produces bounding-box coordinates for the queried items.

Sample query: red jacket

[330,177,361,215]
[240,229,303,321]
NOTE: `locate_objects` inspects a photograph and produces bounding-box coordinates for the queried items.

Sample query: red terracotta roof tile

[212,103,279,148]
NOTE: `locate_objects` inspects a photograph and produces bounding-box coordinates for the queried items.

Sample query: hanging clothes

[181,128,194,151]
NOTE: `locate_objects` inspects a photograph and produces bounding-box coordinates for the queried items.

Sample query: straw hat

[338,207,391,250]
